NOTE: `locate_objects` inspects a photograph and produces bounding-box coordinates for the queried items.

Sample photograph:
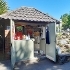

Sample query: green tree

[0,0,8,15]
[67,14,70,28]
[60,13,70,30]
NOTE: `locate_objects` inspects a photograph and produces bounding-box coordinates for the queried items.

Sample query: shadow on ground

[14,58,70,70]
[0,60,11,70]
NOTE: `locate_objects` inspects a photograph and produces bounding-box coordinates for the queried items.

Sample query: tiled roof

[0,6,59,23]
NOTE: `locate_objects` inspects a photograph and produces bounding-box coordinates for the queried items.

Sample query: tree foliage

[60,14,68,24]
[0,0,8,15]
[60,13,68,29]
[60,13,70,30]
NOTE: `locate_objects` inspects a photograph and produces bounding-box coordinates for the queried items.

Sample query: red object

[14,32,23,40]
[27,30,33,35]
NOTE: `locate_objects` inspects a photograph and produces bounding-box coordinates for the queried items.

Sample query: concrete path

[0,60,11,70]
[0,58,70,70]
[14,58,70,70]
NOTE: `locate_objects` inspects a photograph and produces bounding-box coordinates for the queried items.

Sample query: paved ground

[0,60,11,70]
[0,58,70,70]
[14,58,70,70]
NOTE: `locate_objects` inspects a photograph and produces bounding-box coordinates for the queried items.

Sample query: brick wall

[0,19,11,60]
[5,30,11,60]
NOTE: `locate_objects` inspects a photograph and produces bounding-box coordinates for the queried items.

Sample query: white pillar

[10,19,15,43]
[10,19,15,69]
[59,20,62,33]
[41,26,46,39]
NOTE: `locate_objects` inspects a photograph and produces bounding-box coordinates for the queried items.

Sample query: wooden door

[46,23,56,62]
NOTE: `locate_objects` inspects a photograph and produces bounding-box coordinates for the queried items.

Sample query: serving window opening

[14,23,47,59]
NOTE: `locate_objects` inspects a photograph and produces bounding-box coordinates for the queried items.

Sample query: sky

[6,0,70,20]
